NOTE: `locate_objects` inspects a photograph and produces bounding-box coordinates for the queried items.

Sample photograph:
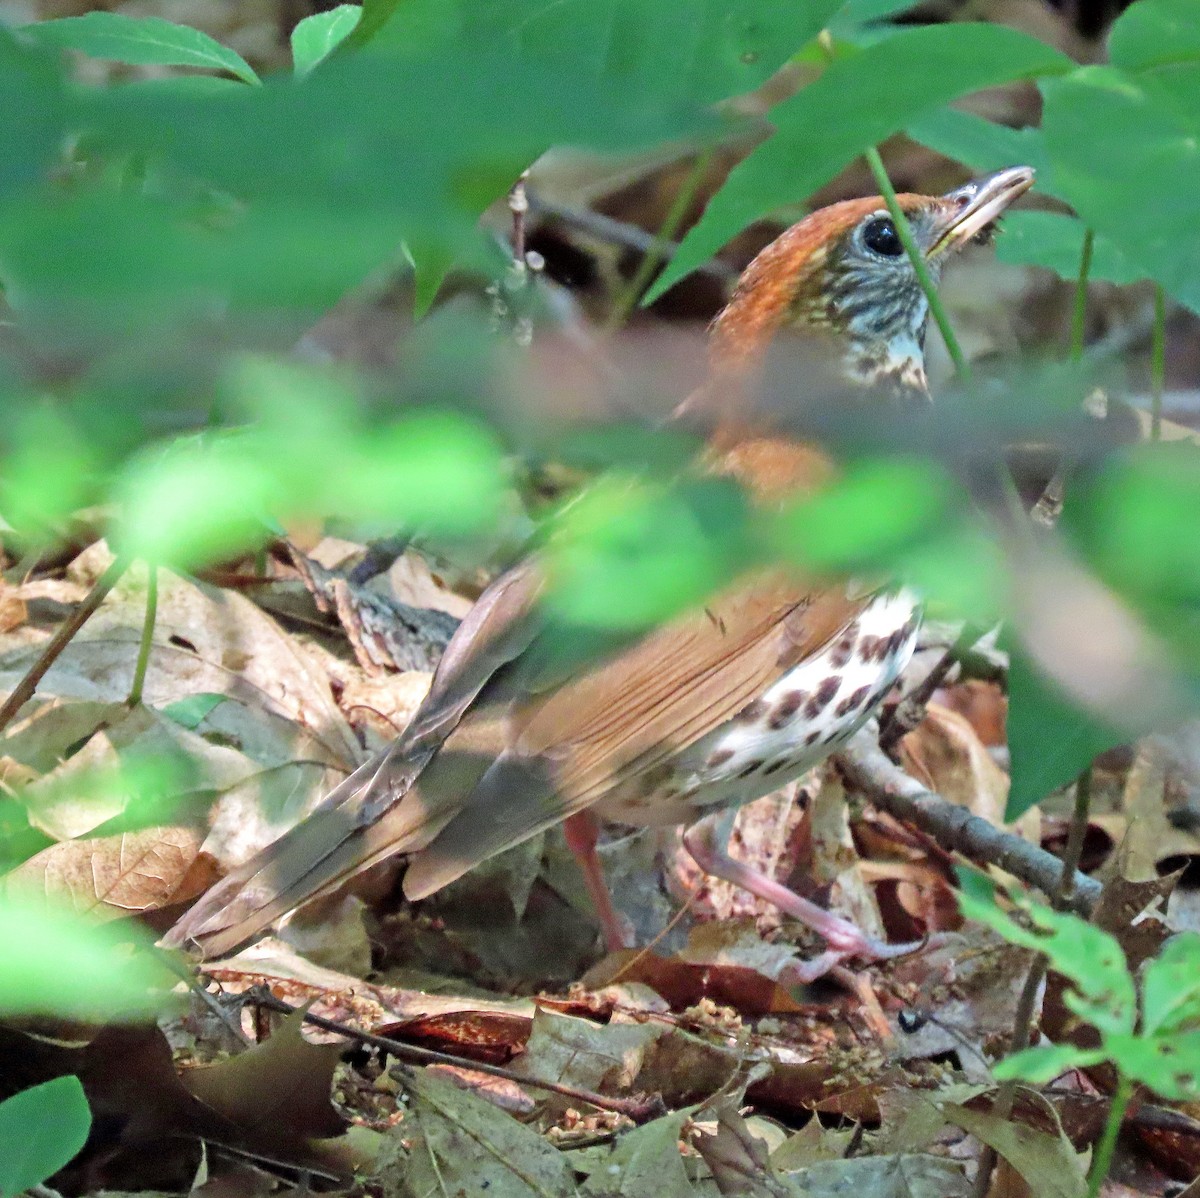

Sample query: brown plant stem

[0,553,130,736]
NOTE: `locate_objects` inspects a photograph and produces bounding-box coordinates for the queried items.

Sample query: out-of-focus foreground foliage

[0,0,1198,1099]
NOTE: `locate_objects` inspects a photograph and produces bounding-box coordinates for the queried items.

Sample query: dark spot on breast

[763,758,792,776]
[735,699,767,724]
[804,729,822,746]
[835,684,872,717]
[768,690,806,729]
[805,676,841,719]
[829,635,854,668]
[706,748,735,769]
[858,635,884,663]
[737,760,765,779]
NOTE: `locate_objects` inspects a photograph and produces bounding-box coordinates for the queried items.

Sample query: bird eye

[861,216,903,257]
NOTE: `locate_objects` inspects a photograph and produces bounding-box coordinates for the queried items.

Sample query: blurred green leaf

[115,434,278,569]
[775,456,957,573]
[1140,933,1200,1037]
[0,404,99,539]
[0,893,176,1018]
[546,476,748,631]
[0,1076,91,1198]
[995,211,1142,285]
[28,13,260,84]
[1066,445,1200,611]
[368,0,845,106]
[0,29,69,199]
[1107,0,1200,71]
[1004,647,1122,821]
[291,5,361,76]
[649,23,1072,300]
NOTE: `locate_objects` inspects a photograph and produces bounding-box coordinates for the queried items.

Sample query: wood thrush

[168,167,1034,969]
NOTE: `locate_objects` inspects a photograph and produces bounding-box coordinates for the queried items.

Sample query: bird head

[708,166,1035,403]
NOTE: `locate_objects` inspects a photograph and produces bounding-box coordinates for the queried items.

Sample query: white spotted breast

[594,588,920,826]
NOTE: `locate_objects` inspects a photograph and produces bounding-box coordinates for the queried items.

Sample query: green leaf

[0,1077,91,1198]
[1004,647,1123,821]
[957,889,1136,1038]
[367,0,846,106]
[906,106,1050,179]
[159,693,228,731]
[1040,63,1200,313]
[995,211,1142,286]
[774,456,958,572]
[0,893,176,1019]
[291,5,361,76]
[1105,1030,1200,1101]
[1141,933,1200,1037]
[649,23,1072,300]
[1107,0,1200,72]
[545,476,748,631]
[992,1043,1106,1085]
[29,13,260,84]
[0,28,70,200]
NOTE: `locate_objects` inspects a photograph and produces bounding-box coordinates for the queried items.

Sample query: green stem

[1150,285,1165,441]
[610,148,714,331]
[1069,228,1095,362]
[1087,1072,1132,1198]
[863,145,970,381]
[127,564,158,708]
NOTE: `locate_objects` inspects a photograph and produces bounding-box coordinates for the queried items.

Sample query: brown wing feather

[402,572,863,897]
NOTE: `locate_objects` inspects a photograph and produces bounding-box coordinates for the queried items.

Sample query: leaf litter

[0,530,1190,1198]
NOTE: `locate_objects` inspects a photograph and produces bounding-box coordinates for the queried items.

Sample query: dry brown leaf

[5,825,215,917]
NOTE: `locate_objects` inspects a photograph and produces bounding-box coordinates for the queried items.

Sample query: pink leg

[563,811,631,953]
[682,812,924,981]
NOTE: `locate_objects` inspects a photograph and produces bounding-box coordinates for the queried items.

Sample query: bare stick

[837,739,1101,914]
[248,987,665,1123]
[0,553,129,735]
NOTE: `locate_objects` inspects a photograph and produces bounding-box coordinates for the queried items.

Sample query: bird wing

[165,562,545,958]
[402,571,862,897]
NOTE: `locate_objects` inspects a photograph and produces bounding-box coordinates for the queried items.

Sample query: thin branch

[838,739,1101,914]
[524,191,737,284]
[0,553,129,735]
[248,988,666,1124]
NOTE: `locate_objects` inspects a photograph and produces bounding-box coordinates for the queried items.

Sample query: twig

[0,553,129,735]
[837,740,1101,914]
[524,192,737,284]
[878,624,983,753]
[247,987,666,1123]
[970,766,1094,1198]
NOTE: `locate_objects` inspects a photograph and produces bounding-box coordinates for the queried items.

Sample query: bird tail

[163,741,450,960]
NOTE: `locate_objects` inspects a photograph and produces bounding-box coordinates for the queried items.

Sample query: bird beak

[928,165,1035,259]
